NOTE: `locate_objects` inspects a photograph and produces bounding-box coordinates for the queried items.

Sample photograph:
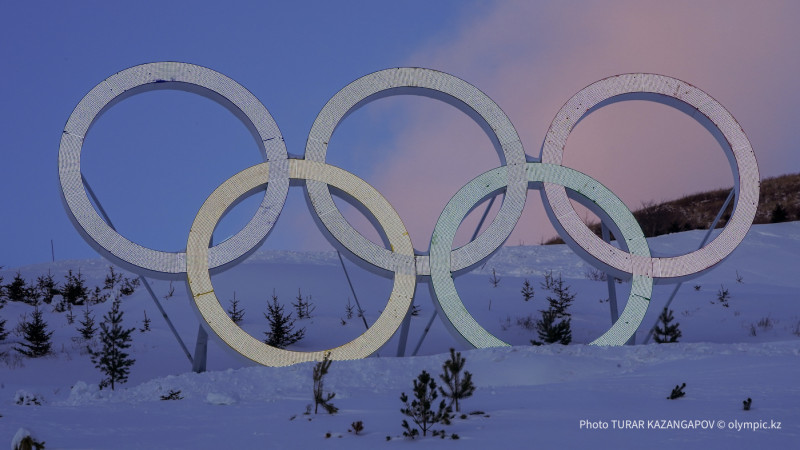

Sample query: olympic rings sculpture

[59,62,759,366]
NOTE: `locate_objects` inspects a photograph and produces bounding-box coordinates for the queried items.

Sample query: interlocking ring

[429,163,652,348]
[58,62,290,278]
[304,68,527,275]
[540,74,759,282]
[186,160,415,366]
[59,62,759,366]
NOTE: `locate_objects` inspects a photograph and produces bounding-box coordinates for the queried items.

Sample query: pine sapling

[344,297,354,320]
[88,286,109,305]
[0,314,7,342]
[349,421,364,435]
[163,281,175,301]
[77,303,97,340]
[716,285,731,307]
[264,290,305,348]
[488,268,501,287]
[653,308,682,343]
[89,298,135,390]
[438,348,475,412]
[160,389,184,401]
[15,304,53,357]
[400,370,452,438]
[227,292,245,324]
[61,269,89,306]
[65,304,75,324]
[534,309,572,345]
[546,274,575,318]
[139,310,151,332]
[312,352,338,414]
[667,382,686,400]
[521,279,534,302]
[292,288,315,319]
[35,271,59,305]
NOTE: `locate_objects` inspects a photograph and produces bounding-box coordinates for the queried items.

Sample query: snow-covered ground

[1,222,799,448]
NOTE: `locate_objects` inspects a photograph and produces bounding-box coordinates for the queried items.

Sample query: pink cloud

[360,0,800,251]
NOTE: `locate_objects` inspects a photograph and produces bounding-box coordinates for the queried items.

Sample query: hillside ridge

[545,172,800,244]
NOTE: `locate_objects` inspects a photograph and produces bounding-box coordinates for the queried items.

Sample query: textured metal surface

[540,73,759,282]
[58,62,289,278]
[186,160,414,366]
[429,163,652,348]
[60,64,760,366]
[304,68,527,275]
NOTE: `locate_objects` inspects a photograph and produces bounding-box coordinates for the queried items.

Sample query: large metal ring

[430,163,653,348]
[540,73,759,282]
[58,62,290,278]
[186,159,415,366]
[304,68,528,275]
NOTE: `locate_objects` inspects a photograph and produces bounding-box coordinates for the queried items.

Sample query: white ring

[541,73,759,282]
[58,62,289,278]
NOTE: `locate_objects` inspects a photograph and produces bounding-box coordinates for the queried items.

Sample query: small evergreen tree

[61,269,89,306]
[533,273,574,345]
[77,302,97,340]
[438,348,475,412]
[344,297,354,320]
[0,274,7,341]
[488,268,501,287]
[163,281,175,301]
[264,291,305,348]
[103,266,123,291]
[0,307,7,341]
[89,298,135,390]
[521,279,535,302]
[139,310,151,332]
[227,292,245,324]
[15,305,53,357]
[400,370,452,438]
[716,285,731,307]
[653,308,682,343]
[7,272,29,303]
[119,277,140,297]
[770,203,788,223]
[88,286,109,305]
[66,303,76,324]
[533,310,572,345]
[292,288,315,319]
[35,271,59,305]
[668,382,686,400]
[312,352,338,414]
[546,274,575,317]
[540,269,556,291]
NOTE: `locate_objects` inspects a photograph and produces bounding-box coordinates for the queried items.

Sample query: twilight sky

[1,1,799,269]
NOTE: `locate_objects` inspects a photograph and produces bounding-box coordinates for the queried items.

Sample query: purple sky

[1,1,798,268]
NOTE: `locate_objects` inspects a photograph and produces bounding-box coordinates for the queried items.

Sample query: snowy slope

[1,222,799,448]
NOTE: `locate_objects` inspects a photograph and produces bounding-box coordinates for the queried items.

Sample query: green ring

[429,163,653,348]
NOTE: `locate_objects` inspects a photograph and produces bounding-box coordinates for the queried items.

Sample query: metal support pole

[82,175,195,365]
[336,251,369,330]
[410,194,498,356]
[600,222,632,344]
[600,222,619,324]
[396,312,412,357]
[412,309,439,356]
[192,326,208,372]
[642,188,735,344]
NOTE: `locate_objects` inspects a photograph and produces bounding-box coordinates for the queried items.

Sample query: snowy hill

[1,222,799,448]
